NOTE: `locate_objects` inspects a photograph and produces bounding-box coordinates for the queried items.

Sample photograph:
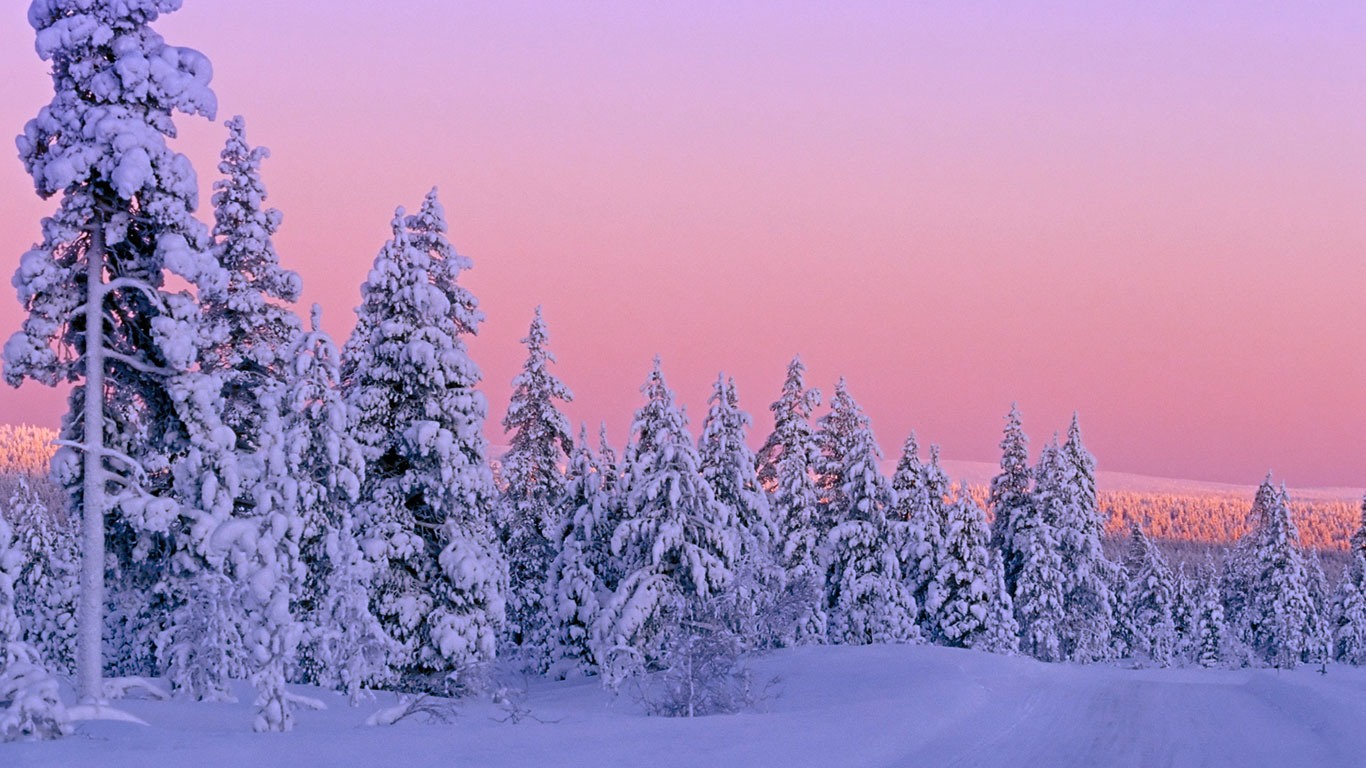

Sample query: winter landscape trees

[1,0,1364,749]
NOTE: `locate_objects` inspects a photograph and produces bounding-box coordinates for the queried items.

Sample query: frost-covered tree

[1055,416,1113,662]
[288,307,389,702]
[756,356,825,645]
[638,592,756,718]
[988,404,1032,598]
[0,500,70,740]
[203,115,302,444]
[1332,550,1366,665]
[546,427,608,679]
[6,480,78,676]
[933,487,1006,650]
[594,360,735,688]
[814,379,864,534]
[1170,563,1197,661]
[822,385,917,645]
[200,115,307,729]
[1302,551,1333,666]
[591,424,626,593]
[6,0,228,702]
[982,549,1021,654]
[343,196,504,692]
[889,434,942,632]
[1228,478,1318,668]
[498,307,573,671]
[1011,442,1066,662]
[698,375,783,648]
[1123,525,1176,667]
[1333,496,1366,665]
[1194,559,1228,668]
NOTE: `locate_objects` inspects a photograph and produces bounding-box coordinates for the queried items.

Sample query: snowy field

[8,644,1365,768]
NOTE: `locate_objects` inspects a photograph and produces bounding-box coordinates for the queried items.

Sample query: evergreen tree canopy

[595,360,736,687]
[988,404,1032,597]
[342,196,503,690]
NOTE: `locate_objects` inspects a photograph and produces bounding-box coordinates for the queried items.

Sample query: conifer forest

[1,2,1364,766]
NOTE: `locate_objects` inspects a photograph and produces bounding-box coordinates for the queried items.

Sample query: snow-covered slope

[10,644,1366,768]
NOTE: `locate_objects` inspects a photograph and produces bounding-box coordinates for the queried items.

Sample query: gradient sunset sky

[1,2,1363,487]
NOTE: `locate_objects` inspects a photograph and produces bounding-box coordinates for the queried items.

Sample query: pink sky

[1,2,1363,487]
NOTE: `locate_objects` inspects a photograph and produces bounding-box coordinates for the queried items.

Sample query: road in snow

[7,644,1364,767]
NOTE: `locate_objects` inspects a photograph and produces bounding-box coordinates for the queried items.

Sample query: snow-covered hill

[10,644,1366,768]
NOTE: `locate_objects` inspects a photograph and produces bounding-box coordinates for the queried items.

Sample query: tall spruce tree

[1194,558,1228,668]
[546,427,609,679]
[202,115,306,729]
[889,434,941,633]
[289,307,389,701]
[757,357,825,645]
[822,384,917,645]
[933,487,1007,650]
[814,379,863,535]
[594,360,735,688]
[1123,525,1176,666]
[6,0,229,703]
[0,510,70,740]
[499,307,573,671]
[989,404,1032,598]
[1333,496,1366,664]
[9,480,78,675]
[698,376,781,648]
[342,197,504,692]
[1012,441,1067,661]
[1056,416,1114,662]
[1231,478,1317,668]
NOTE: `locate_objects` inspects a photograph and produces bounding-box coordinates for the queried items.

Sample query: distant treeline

[1097,490,1356,552]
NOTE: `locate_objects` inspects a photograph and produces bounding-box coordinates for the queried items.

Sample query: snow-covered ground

[8,644,1366,768]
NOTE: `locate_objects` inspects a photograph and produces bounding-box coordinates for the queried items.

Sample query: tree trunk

[78,221,106,704]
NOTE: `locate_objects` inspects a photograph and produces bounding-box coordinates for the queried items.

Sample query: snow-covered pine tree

[203,115,302,446]
[546,427,609,679]
[1233,477,1317,668]
[0,496,70,740]
[9,480,78,675]
[1303,550,1333,666]
[1194,558,1228,667]
[1108,559,1136,660]
[199,115,307,729]
[755,356,819,490]
[591,424,626,594]
[343,197,504,693]
[288,307,389,702]
[498,307,573,672]
[698,375,782,649]
[1333,495,1366,665]
[814,379,864,536]
[1012,442,1066,662]
[889,434,942,635]
[756,356,825,645]
[822,384,918,646]
[988,404,1032,598]
[594,360,736,688]
[6,0,229,702]
[982,549,1021,654]
[1122,525,1176,667]
[1056,416,1113,662]
[933,486,1003,650]
[1170,563,1197,662]
[1332,550,1366,665]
